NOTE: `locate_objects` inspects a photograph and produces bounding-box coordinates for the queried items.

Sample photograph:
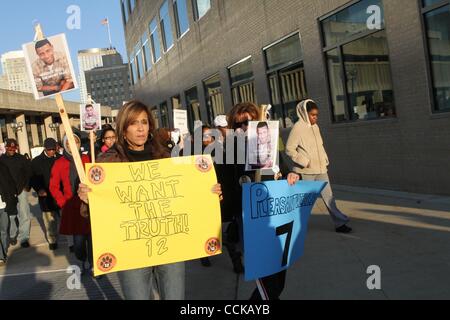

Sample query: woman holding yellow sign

[78,101,222,300]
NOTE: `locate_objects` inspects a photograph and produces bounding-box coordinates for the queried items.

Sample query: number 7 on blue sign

[276,221,294,267]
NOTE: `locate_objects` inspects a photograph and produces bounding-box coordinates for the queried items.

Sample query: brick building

[120,0,450,195]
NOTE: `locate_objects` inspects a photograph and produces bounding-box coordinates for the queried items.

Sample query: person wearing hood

[49,133,92,273]
[286,99,352,234]
[30,138,62,251]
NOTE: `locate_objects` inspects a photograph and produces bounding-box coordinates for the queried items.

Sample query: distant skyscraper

[0,51,32,93]
[77,48,118,104]
[85,52,132,109]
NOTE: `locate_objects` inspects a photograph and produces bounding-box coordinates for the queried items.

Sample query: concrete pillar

[6,117,15,140]
[30,116,40,147]
[44,116,57,140]
[59,123,65,140]
[15,114,30,156]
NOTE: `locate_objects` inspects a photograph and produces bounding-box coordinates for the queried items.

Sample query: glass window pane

[265,34,302,70]
[150,19,162,62]
[174,0,189,37]
[322,0,384,47]
[195,0,211,20]
[151,107,160,129]
[326,48,347,122]
[185,87,201,132]
[342,30,395,120]
[203,74,224,125]
[229,57,253,84]
[423,0,446,7]
[425,5,450,112]
[135,44,144,79]
[232,82,257,105]
[142,34,152,71]
[279,65,307,124]
[160,1,174,51]
[172,95,182,109]
[160,102,170,128]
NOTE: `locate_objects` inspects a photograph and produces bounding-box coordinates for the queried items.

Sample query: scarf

[125,142,154,162]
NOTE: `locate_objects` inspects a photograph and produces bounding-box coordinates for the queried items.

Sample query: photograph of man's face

[246,121,279,172]
[36,41,55,65]
[22,33,78,100]
[86,105,95,117]
[257,123,270,145]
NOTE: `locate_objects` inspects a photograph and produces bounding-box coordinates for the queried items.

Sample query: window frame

[228,55,257,105]
[192,0,211,21]
[420,0,450,113]
[173,0,190,39]
[203,73,224,126]
[160,0,175,53]
[149,18,163,64]
[319,0,397,124]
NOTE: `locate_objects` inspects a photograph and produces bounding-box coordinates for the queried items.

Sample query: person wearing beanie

[0,139,33,248]
[30,138,62,251]
[286,99,352,234]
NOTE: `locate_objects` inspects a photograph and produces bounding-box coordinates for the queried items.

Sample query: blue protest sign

[242,180,327,281]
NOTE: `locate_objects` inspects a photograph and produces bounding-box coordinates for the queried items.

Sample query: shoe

[49,243,58,251]
[232,257,244,274]
[0,259,6,267]
[336,225,353,234]
[20,241,30,248]
[200,258,212,267]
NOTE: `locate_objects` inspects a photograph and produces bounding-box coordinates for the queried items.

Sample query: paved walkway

[0,185,449,300]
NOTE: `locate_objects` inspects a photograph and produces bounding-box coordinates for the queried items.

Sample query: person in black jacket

[30,138,61,251]
[226,103,300,300]
[0,139,33,248]
[0,161,18,265]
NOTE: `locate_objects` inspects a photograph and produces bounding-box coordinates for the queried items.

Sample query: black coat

[0,153,32,194]
[30,151,61,212]
[0,162,18,216]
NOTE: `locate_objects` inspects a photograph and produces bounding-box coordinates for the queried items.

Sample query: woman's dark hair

[101,126,115,142]
[305,101,319,113]
[227,102,260,130]
[115,100,169,160]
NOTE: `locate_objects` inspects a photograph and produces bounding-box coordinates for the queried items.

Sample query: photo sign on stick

[86,155,222,276]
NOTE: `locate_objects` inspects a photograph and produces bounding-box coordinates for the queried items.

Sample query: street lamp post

[10,122,24,132]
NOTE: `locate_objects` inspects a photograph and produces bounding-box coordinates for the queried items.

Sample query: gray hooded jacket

[285,99,329,175]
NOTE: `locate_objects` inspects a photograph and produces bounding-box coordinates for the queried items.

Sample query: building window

[142,33,152,72]
[422,1,450,112]
[160,0,174,52]
[151,107,160,129]
[229,56,257,105]
[185,87,202,133]
[160,101,170,128]
[172,95,182,109]
[203,74,225,125]
[321,0,395,122]
[193,0,211,21]
[135,43,144,80]
[173,0,190,37]
[149,18,162,63]
[129,50,137,85]
[264,33,308,127]
[130,0,136,12]
[121,0,129,24]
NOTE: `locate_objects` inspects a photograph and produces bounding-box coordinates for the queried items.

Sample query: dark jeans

[73,234,93,268]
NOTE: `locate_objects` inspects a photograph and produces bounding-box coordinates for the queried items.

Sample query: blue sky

[0,0,128,102]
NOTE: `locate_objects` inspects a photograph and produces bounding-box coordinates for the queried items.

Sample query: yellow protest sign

[86,155,222,276]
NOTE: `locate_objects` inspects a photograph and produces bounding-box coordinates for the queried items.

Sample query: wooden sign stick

[35,24,87,183]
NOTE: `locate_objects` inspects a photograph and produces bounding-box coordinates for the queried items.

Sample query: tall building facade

[0,51,32,93]
[78,48,119,104]
[121,0,450,195]
[85,53,132,109]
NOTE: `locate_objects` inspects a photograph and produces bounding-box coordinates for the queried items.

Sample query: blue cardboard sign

[242,180,327,281]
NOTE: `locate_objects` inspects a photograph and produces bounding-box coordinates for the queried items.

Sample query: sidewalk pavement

[0,185,449,300]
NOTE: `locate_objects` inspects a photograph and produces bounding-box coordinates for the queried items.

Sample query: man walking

[0,139,33,247]
[30,138,61,250]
